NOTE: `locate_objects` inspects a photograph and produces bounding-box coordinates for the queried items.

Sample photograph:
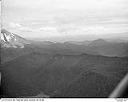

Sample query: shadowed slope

[1,52,128,97]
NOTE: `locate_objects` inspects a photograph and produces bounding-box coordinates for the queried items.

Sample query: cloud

[8,22,58,33]
[9,22,21,28]
[38,27,57,31]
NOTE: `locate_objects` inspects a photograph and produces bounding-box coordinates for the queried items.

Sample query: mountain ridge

[1,29,30,48]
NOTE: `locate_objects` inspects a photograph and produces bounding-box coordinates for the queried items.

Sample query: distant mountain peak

[1,29,30,48]
[93,39,107,42]
[88,39,108,47]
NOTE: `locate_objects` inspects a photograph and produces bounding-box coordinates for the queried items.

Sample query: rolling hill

[1,51,128,97]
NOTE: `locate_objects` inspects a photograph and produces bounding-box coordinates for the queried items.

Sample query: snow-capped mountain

[1,29,30,48]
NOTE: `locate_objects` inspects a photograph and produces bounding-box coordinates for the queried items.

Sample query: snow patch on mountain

[1,29,30,48]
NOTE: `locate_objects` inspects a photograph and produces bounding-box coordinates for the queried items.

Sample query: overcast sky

[2,0,128,41]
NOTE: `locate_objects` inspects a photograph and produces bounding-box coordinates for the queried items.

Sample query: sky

[2,0,128,41]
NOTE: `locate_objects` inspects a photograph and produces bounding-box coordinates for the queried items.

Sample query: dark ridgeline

[1,29,128,98]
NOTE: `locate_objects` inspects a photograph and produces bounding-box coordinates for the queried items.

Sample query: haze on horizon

[2,0,128,42]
